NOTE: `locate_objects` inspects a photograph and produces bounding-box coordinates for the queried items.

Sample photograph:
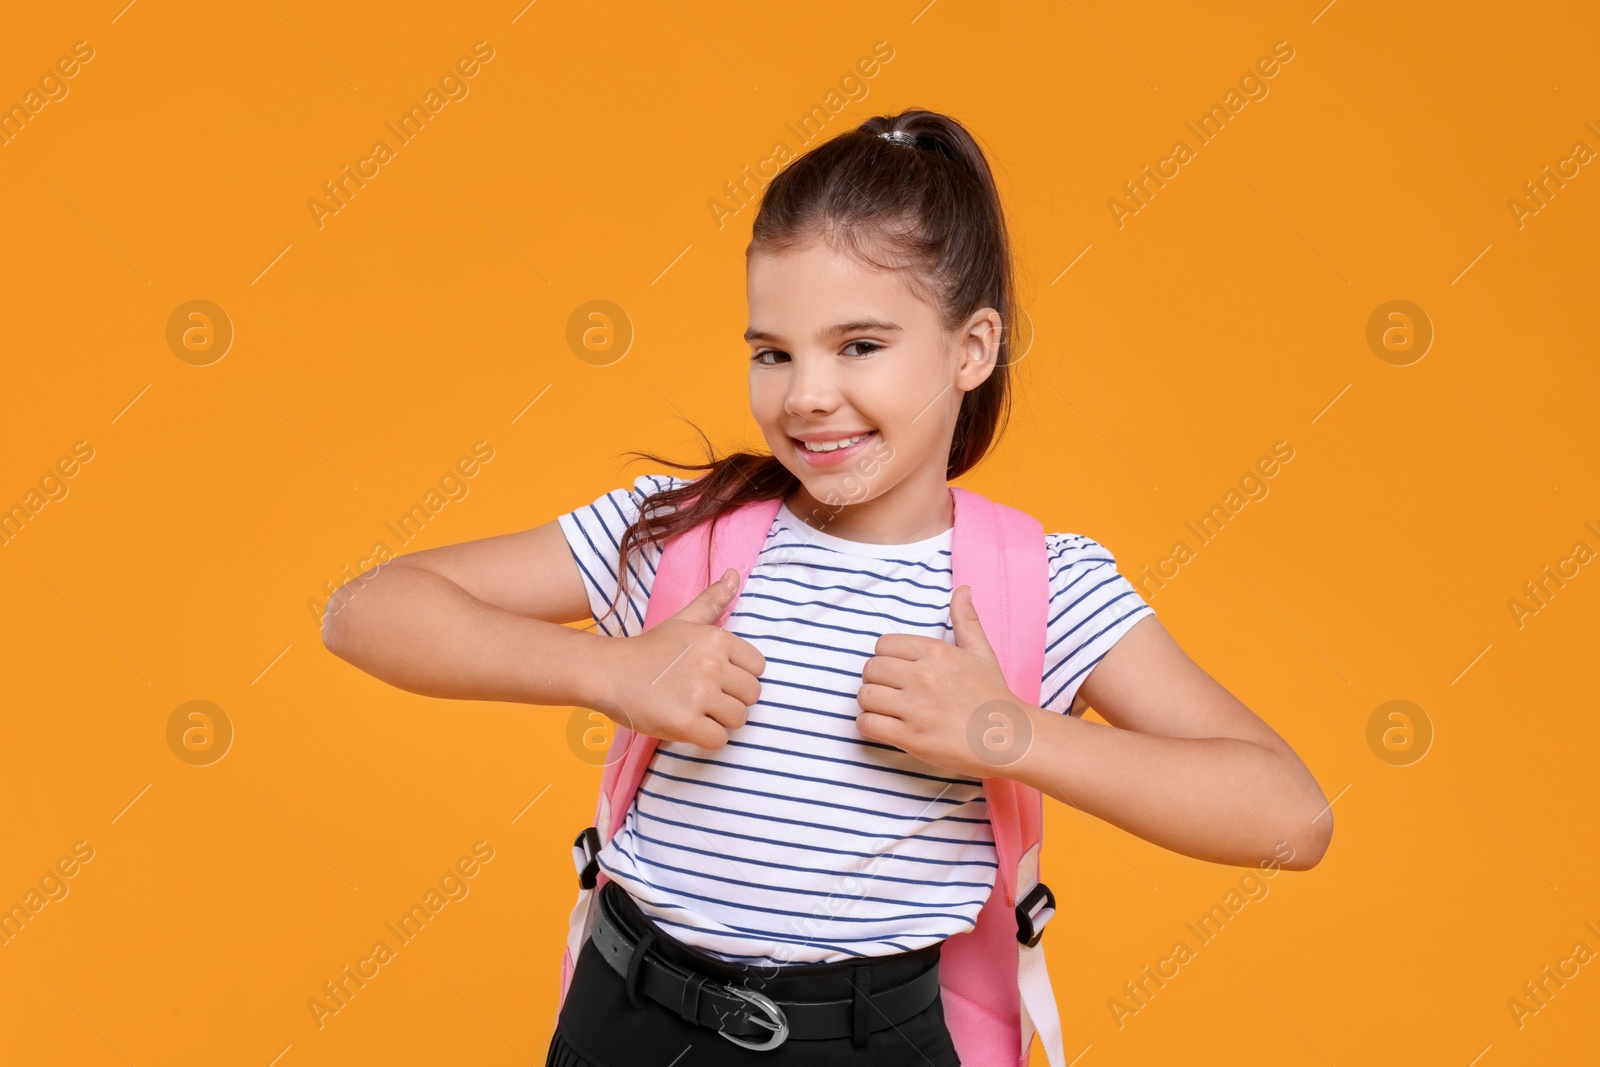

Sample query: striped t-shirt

[557,473,1154,965]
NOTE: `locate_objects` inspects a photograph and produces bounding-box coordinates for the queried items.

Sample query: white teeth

[801,432,871,453]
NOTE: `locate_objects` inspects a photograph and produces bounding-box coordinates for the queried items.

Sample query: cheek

[874,367,934,427]
[749,374,785,423]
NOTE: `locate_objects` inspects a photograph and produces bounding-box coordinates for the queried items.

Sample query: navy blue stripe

[564,475,686,633]
[1046,575,1136,643]
[756,654,879,682]
[562,510,646,632]
[737,589,950,630]
[743,695,859,724]
[628,812,998,869]
[618,823,996,888]
[626,853,990,910]
[731,611,930,647]
[1048,566,1129,621]
[1046,541,1115,571]
[605,862,979,927]
[656,742,979,793]
[714,738,979,788]
[638,783,988,846]
[1042,606,1153,707]
[649,764,985,825]
[767,535,954,576]
[746,672,879,703]
[1044,588,1147,674]
[601,490,658,592]
[557,521,615,629]
[743,572,950,611]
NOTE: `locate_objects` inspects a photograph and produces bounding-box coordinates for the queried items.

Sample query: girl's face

[745,238,1000,531]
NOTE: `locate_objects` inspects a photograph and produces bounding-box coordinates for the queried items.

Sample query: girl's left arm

[1011,615,1334,871]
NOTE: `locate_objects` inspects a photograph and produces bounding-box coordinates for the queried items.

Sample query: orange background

[3,1,1597,1063]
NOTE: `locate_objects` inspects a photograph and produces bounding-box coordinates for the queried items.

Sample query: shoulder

[563,472,692,529]
[555,472,693,635]
[1038,530,1156,716]
[1042,529,1149,617]
[1045,530,1121,569]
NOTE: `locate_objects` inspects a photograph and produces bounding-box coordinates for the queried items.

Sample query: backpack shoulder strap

[949,486,1048,902]
[560,488,780,1015]
[949,486,1046,697]
[944,487,1068,1067]
[594,490,782,843]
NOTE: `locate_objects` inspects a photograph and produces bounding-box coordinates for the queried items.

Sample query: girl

[323,108,1332,1066]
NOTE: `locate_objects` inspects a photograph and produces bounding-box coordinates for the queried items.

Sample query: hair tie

[879,129,917,147]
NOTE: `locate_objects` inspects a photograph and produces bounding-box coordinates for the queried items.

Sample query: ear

[953,306,1003,392]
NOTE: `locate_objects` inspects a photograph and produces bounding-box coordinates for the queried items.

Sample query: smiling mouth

[794,431,876,453]
[790,430,879,467]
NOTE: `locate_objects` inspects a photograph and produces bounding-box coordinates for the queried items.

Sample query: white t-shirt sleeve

[555,473,688,637]
[1039,532,1155,716]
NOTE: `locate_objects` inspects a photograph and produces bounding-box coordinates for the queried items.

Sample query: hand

[857,584,1033,779]
[595,568,766,749]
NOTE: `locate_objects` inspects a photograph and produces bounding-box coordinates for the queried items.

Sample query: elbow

[318,563,403,662]
[1259,747,1335,871]
[320,590,352,658]
[1276,809,1333,872]
[320,574,372,658]
[321,561,399,659]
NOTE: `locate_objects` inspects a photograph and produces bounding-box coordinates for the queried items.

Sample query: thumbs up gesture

[857,584,1031,779]
[596,568,767,750]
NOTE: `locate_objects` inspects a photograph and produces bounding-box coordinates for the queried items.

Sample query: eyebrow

[743,318,903,344]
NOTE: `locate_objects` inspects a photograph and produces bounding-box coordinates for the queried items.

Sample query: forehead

[745,241,938,337]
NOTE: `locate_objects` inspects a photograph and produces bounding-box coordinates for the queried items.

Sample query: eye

[750,341,881,366]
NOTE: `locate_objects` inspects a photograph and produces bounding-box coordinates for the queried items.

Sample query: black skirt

[547,880,962,1066]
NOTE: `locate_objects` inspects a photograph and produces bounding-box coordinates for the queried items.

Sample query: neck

[785,469,953,545]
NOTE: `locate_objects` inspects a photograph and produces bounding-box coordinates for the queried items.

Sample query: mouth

[791,430,878,468]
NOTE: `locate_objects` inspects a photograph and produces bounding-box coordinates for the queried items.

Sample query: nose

[783,354,841,419]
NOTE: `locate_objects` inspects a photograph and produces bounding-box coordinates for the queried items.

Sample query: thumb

[951,585,996,658]
[672,567,741,625]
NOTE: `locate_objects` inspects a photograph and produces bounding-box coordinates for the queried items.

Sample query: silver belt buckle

[716,984,789,1050]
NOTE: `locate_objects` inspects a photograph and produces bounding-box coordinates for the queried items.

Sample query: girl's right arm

[319,518,765,747]
[320,519,616,708]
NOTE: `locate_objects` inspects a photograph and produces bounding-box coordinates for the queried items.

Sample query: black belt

[588,882,944,1050]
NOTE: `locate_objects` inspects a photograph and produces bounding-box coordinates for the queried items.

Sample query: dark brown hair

[596,107,1020,631]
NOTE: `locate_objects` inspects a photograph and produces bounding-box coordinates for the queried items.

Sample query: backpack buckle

[1015,881,1056,948]
[572,826,601,889]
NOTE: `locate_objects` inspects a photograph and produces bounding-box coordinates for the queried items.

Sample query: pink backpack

[557,486,1069,1067]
